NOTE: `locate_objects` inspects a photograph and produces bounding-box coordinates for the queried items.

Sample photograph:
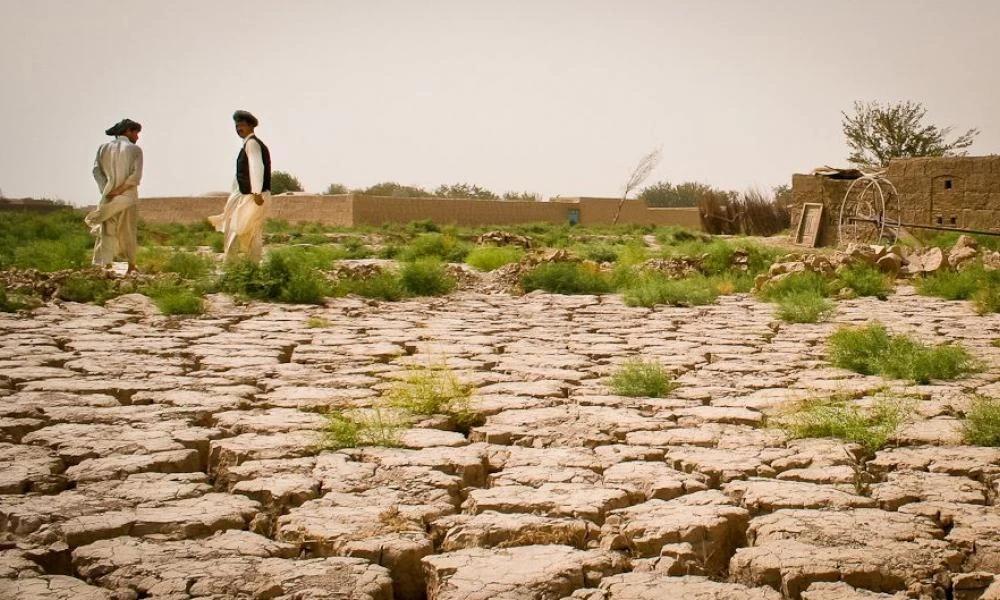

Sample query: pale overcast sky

[1,0,997,206]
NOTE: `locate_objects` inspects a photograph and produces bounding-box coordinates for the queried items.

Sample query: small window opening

[944,179,953,190]
[936,216,943,225]
[950,216,957,225]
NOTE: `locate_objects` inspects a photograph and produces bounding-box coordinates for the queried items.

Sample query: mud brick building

[792,155,1000,246]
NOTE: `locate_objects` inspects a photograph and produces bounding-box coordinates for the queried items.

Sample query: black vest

[236,135,271,194]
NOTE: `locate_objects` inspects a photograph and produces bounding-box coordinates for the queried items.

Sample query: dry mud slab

[1,287,999,599]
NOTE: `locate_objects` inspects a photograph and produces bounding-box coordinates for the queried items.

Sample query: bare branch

[613,147,662,224]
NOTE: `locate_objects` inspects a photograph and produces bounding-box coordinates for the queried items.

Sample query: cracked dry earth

[2,287,1000,600]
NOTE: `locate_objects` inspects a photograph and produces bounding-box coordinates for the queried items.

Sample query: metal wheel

[838,175,900,247]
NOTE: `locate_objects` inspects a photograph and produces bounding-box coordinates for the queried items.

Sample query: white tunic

[85,136,143,265]
[209,134,270,262]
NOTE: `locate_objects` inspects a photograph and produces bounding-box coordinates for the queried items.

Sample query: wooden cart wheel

[838,175,900,247]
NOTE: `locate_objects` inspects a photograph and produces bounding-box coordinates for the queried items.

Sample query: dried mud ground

[2,286,1000,600]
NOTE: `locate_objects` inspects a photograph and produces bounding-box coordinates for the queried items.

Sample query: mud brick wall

[139,195,353,225]
[790,175,853,247]
[138,194,703,229]
[792,156,1000,246]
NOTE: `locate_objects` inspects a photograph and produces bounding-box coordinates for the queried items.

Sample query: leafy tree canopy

[271,170,303,195]
[324,182,349,195]
[361,182,433,198]
[842,100,979,168]
[433,183,498,200]
[639,180,725,207]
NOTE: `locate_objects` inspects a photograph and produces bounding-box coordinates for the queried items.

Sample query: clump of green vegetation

[465,246,524,271]
[322,407,403,450]
[607,358,679,397]
[385,363,478,430]
[756,271,834,323]
[218,247,332,304]
[399,233,470,262]
[832,263,893,299]
[400,259,455,296]
[922,232,1000,253]
[57,273,119,304]
[337,272,408,301]
[165,252,215,280]
[973,286,1000,315]
[963,396,1000,447]
[141,280,204,315]
[0,209,92,271]
[775,393,912,455]
[622,274,720,308]
[520,262,612,294]
[916,264,1000,315]
[827,323,980,383]
[140,219,222,250]
[757,271,829,302]
[775,291,835,323]
[0,286,40,312]
[307,315,332,328]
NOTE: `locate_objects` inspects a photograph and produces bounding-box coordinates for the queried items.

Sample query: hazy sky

[1,0,997,206]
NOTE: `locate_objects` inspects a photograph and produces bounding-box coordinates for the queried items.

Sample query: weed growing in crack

[385,362,480,432]
[774,393,913,456]
[827,322,980,383]
[607,359,679,398]
[774,291,835,323]
[306,315,332,328]
[964,396,1000,447]
[322,407,404,450]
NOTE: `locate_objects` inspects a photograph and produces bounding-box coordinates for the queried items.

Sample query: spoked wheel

[838,175,901,247]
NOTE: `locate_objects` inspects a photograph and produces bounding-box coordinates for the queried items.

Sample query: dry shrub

[697,188,790,236]
[697,190,740,235]
[738,188,790,236]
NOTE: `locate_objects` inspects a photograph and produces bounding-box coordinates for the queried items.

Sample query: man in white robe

[209,110,271,262]
[85,118,143,273]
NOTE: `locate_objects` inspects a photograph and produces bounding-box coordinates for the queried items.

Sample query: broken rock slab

[72,530,393,600]
[600,490,749,576]
[730,508,963,599]
[430,511,597,551]
[572,572,782,600]
[422,544,624,600]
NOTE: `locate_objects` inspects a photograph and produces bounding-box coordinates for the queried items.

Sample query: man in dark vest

[208,110,272,262]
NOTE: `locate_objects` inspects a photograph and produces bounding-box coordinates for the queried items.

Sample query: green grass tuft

[775,291,835,323]
[141,280,205,315]
[322,407,403,450]
[385,363,478,430]
[775,394,912,455]
[520,262,611,294]
[833,263,893,299]
[963,396,1000,447]
[607,358,679,397]
[757,271,830,302]
[827,323,979,383]
[400,259,456,296]
[57,274,119,304]
[622,274,720,307]
[465,246,524,271]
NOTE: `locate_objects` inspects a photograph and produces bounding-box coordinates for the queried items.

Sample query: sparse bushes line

[827,323,979,384]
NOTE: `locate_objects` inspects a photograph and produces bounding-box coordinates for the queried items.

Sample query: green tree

[361,182,433,197]
[502,191,542,201]
[639,180,717,207]
[842,100,979,168]
[324,182,349,195]
[271,170,304,194]
[433,183,498,200]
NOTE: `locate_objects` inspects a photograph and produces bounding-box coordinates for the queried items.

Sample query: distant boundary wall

[137,194,703,229]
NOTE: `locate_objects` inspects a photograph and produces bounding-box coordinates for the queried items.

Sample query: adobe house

[791,155,1000,247]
